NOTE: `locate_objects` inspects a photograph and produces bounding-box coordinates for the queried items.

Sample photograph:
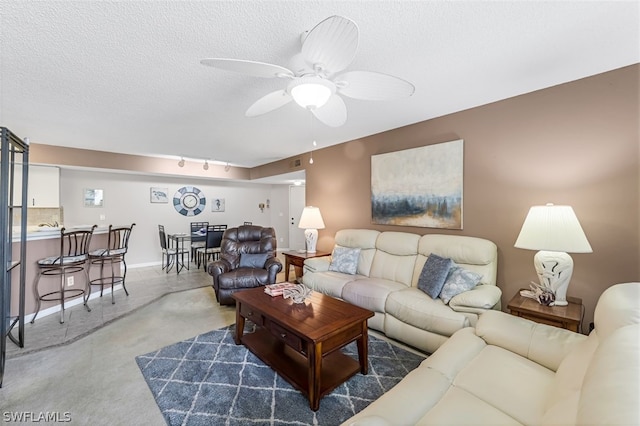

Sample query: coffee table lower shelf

[241,328,361,410]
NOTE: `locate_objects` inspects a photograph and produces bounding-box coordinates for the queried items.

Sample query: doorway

[288,185,306,251]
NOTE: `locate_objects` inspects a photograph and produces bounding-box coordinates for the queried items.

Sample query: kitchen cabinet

[14,164,60,207]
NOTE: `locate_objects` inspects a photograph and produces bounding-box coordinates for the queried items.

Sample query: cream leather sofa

[345,282,640,426]
[302,229,501,353]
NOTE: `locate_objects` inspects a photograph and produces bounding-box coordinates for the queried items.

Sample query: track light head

[203,160,209,171]
[178,157,185,167]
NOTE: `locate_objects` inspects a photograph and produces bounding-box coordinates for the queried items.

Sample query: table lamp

[298,206,325,253]
[514,204,592,306]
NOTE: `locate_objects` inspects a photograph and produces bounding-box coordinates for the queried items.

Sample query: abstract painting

[371,139,463,229]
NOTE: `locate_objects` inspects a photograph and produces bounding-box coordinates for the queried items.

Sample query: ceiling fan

[201,15,415,127]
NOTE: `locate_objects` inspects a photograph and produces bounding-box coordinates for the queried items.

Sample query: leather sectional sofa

[345,282,640,425]
[301,229,501,353]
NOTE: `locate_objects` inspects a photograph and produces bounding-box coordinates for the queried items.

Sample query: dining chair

[190,221,208,262]
[31,225,98,324]
[196,225,224,269]
[158,225,189,273]
[88,223,135,304]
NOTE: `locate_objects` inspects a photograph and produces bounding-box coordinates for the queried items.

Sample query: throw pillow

[328,246,361,275]
[439,266,483,304]
[239,253,269,269]
[417,254,453,298]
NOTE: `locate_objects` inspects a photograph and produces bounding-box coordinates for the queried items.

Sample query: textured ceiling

[1,1,638,169]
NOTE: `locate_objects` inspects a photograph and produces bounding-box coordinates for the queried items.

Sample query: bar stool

[31,225,97,324]
[88,224,135,304]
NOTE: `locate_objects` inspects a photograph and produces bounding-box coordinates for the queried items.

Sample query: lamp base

[533,250,574,306]
[304,228,318,253]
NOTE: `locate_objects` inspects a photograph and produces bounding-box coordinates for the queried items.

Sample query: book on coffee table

[264,282,298,296]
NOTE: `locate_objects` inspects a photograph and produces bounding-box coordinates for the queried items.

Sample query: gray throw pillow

[239,253,269,269]
[417,254,453,299]
[439,265,483,304]
[328,246,361,275]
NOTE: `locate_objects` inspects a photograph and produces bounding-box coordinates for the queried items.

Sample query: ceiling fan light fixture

[289,76,335,109]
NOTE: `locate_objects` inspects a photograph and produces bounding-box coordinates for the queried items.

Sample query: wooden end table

[507,290,583,332]
[232,287,374,411]
[282,250,330,282]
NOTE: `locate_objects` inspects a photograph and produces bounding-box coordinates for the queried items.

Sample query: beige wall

[304,64,639,328]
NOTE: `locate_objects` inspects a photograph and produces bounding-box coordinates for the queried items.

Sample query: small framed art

[83,188,104,207]
[150,187,169,203]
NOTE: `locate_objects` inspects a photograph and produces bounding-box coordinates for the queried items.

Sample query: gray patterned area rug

[136,324,425,426]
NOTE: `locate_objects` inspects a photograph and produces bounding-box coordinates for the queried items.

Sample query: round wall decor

[173,186,206,216]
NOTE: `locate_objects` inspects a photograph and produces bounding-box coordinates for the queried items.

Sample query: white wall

[60,169,290,266]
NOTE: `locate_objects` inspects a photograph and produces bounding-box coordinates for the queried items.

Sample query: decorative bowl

[283,284,312,304]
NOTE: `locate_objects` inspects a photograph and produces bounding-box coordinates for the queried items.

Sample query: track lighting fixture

[178,157,185,167]
[224,162,231,172]
[203,160,209,171]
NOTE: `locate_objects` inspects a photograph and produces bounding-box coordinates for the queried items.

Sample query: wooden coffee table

[232,286,374,411]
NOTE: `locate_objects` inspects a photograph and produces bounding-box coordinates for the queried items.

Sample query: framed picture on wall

[83,188,104,207]
[211,198,225,212]
[150,187,169,203]
[371,139,464,229]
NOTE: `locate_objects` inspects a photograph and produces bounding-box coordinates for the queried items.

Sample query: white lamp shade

[514,204,592,253]
[289,76,335,109]
[298,206,325,229]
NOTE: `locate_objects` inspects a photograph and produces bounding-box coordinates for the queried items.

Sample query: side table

[507,290,583,332]
[282,251,330,282]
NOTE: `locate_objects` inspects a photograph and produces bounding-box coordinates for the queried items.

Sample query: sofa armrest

[449,284,502,314]
[302,256,331,273]
[475,310,588,371]
[207,258,231,278]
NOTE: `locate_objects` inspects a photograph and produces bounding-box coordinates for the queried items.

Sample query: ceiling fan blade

[246,90,293,117]
[336,71,415,100]
[311,95,347,127]
[200,58,294,78]
[301,16,359,75]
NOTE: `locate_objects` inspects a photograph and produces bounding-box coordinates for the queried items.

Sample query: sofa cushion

[453,345,555,425]
[334,229,380,276]
[328,246,361,274]
[439,265,483,304]
[417,254,453,298]
[416,234,497,287]
[418,387,522,425]
[303,271,362,299]
[342,278,406,313]
[386,288,469,337]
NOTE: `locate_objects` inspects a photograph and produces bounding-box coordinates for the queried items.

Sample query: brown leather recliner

[207,225,282,305]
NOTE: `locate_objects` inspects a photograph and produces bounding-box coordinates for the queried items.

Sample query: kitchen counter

[12,225,109,242]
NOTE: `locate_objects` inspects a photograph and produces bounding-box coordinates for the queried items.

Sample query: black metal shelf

[1,127,29,388]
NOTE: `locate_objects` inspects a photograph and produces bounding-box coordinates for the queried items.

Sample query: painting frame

[83,188,104,208]
[371,139,463,229]
[211,198,225,212]
[150,187,169,204]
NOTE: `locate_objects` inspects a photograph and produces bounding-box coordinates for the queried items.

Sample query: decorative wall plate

[173,186,206,216]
